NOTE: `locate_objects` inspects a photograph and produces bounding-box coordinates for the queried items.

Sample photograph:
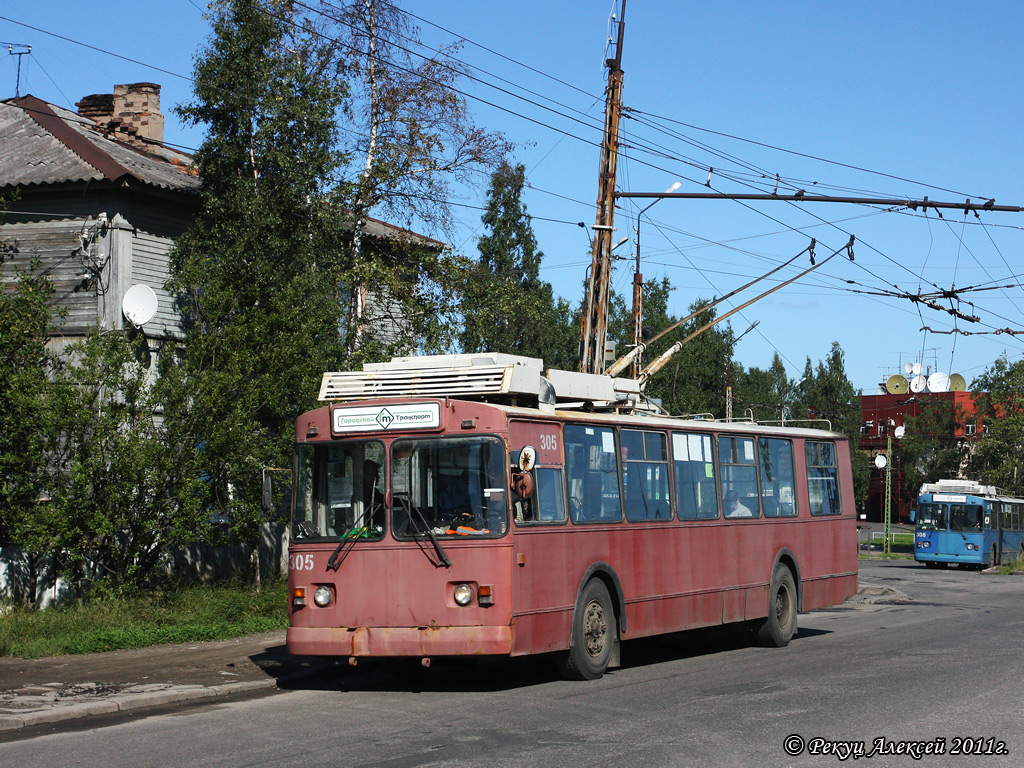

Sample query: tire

[754,564,798,647]
[559,579,616,680]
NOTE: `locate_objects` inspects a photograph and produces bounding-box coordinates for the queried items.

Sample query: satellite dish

[122,284,158,326]
[885,374,909,394]
[904,362,914,374]
[910,375,927,393]
[912,362,923,375]
[894,425,906,439]
[874,454,887,469]
[949,373,967,392]
[927,372,950,393]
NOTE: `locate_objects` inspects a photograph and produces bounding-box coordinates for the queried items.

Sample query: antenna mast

[579,0,627,374]
[7,44,31,98]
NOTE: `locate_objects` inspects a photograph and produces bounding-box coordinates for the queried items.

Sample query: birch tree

[312,0,513,349]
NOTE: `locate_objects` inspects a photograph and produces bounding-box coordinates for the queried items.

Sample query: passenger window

[672,432,718,519]
[621,429,671,522]
[565,425,622,523]
[759,438,797,517]
[806,441,841,516]
[719,436,760,518]
[531,467,567,523]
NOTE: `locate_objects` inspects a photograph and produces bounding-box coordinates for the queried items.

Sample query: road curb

[0,668,325,732]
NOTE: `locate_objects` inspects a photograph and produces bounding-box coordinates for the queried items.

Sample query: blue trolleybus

[915,479,1024,569]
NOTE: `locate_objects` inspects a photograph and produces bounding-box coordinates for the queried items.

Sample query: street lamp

[630,181,681,377]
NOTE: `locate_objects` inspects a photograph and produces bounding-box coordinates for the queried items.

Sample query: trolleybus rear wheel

[753,564,797,647]
[560,579,616,680]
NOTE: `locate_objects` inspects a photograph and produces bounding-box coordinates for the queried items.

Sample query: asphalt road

[1,560,1021,768]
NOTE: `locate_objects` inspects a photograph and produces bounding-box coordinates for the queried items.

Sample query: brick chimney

[76,83,164,147]
[76,92,114,122]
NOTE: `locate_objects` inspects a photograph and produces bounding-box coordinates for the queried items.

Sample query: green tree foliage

[459,162,576,368]
[166,0,352,544]
[14,330,208,591]
[970,355,1024,494]
[733,352,794,422]
[896,398,967,492]
[609,282,734,416]
[0,262,53,545]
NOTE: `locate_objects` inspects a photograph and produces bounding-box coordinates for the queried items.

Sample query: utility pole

[579,0,626,375]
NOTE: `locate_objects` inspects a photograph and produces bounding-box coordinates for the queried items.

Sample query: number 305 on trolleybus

[281,353,858,679]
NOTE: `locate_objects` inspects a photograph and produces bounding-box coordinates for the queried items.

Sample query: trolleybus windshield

[916,503,946,531]
[391,436,508,539]
[949,504,984,531]
[292,440,386,541]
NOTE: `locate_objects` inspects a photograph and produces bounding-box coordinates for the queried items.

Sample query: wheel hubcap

[775,586,791,628]
[582,600,607,657]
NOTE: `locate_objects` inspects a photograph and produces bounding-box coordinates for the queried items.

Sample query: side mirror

[512,471,535,499]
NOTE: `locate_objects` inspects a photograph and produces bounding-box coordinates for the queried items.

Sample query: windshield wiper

[326,529,364,571]
[407,506,452,568]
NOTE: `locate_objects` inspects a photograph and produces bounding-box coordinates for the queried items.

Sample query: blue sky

[4,1,1024,393]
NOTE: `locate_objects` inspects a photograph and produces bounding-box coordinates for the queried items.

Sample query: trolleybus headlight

[313,586,332,607]
[453,583,474,606]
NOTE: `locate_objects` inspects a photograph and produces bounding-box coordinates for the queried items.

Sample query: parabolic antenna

[885,374,909,394]
[949,373,968,392]
[927,372,950,393]
[912,362,923,375]
[910,375,927,393]
[122,284,158,327]
[904,362,914,374]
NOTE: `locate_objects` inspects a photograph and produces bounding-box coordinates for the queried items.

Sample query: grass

[992,550,1024,575]
[0,579,288,659]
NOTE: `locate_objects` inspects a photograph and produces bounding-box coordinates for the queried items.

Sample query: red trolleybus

[284,354,858,679]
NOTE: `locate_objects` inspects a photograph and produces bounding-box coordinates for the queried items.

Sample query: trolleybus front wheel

[753,564,797,647]
[559,579,616,680]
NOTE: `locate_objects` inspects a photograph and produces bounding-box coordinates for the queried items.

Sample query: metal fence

[0,523,289,609]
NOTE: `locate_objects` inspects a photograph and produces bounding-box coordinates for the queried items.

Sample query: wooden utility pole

[579,0,627,374]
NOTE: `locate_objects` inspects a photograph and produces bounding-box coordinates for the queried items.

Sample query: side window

[621,429,671,522]
[806,441,842,516]
[719,436,760,518]
[759,438,797,517]
[534,467,567,523]
[672,432,718,519]
[565,425,622,524]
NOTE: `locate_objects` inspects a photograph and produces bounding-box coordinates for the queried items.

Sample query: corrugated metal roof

[0,95,200,194]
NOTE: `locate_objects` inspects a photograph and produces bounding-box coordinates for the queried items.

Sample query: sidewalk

[0,630,329,733]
